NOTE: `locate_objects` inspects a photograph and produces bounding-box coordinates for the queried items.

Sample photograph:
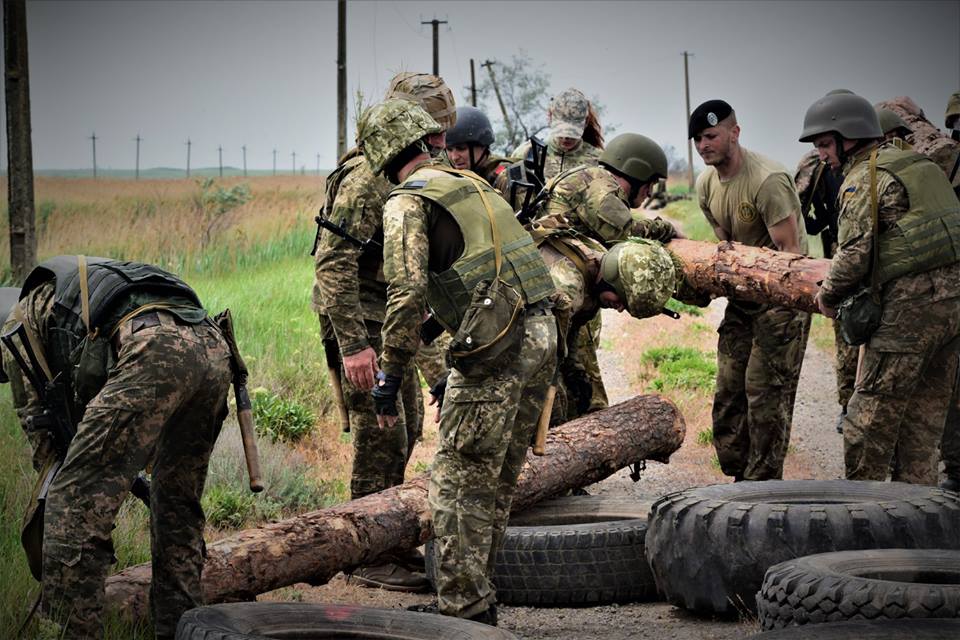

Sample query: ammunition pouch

[836,288,882,346]
[447,278,525,378]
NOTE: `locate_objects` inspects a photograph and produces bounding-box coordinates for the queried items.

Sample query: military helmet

[599,133,668,184]
[599,239,677,319]
[875,107,911,138]
[0,287,22,384]
[356,99,442,176]
[446,106,495,148]
[825,89,855,96]
[799,92,882,142]
[384,72,457,129]
[946,91,960,129]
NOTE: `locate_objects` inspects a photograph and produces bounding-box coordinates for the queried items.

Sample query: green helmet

[799,92,882,142]
[599,239,677,319]
[384,72,457,130]
[875,107,911,138]
[946,91,960,129]
[356,99,442,176]
[599,133,668,184]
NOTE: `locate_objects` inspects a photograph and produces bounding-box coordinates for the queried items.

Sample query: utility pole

[481,59,514,144]
[185,138,191,177]
[683,51,695,191]
[420,18,447,76]
[336,0,347,159]
[316,153,321,176]
[218,145,223,178]
[469,58,477,107]
[134,133,142,180]
[242,144,247,177]
[272,148,277,176]
[89,132,98,179]
[4,0,37,282]
[291,151,296,175]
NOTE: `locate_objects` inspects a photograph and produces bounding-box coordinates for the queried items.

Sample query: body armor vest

[392,169,555,331]
[871,148,960,284]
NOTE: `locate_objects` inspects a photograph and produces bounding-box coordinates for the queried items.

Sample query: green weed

[663,199,716,243]
[696,428,714,446]
[666,298,704,317]
[642,346,717,391]
[252,389,315,444]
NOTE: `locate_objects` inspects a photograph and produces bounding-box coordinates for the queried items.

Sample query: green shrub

[642,346,717,391]
[695,428,714,446]
[252,389,315,443]
[203,484,268,529]
[665,298,704,317]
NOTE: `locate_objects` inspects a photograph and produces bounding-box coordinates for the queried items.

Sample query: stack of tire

[644,480,960,638]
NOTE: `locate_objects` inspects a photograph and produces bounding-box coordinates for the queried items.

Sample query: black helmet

[445,106,495,148]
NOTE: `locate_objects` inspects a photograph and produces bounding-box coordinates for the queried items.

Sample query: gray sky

[3,0,958,172]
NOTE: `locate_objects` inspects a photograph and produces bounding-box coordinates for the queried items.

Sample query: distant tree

[193,178,252,249]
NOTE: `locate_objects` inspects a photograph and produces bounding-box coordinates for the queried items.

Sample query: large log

[877,96,959,185]
[668,238,830,314]
[105,394,684,621]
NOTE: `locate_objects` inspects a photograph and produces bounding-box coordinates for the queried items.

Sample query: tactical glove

[429,375,448,412]
[371,371,402,419]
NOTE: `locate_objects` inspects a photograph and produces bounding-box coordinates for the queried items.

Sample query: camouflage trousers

[575,313,608,413]
[844,296,960,485]
[341,319,423,499]
[832,318,859,411]
[430,312,557,619]
[42,312,231,639]
[712,302,810,480]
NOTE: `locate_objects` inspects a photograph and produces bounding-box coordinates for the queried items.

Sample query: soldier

[691,99,811,481]
[311,71,457,591]
[801,91,960,484]
[942,91,960,491]
[356,99,557,626]
[877,107,913,146]
[531,133,681,417]
[444,106,513,186]
[0,257,233,639]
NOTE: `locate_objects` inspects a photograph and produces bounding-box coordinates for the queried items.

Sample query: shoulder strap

[868,148,880,297]
[77,256,96,339]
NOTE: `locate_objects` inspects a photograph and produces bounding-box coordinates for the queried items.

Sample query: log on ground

[667,238,831,314]
[105,393,684,621]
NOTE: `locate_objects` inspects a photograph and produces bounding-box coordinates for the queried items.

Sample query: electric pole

[481,60,514,144]
[469,58,477,107]
[218,145,223,178]
[316,153,321,176]
[134,134,142,180]
[89,132,97,179]
[272,148,277,176]
[186,138,191,177]
[420,18,447,75]
[336,0,347,159]
[4,0,37,282]
[683,51,695,191]
[242,144,247,177]
[291,151,296,175]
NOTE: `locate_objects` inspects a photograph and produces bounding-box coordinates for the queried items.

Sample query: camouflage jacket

[312,156,393,356]
[511,137,602,180]
[537,166,676,246]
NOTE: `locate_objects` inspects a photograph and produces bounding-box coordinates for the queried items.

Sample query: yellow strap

[77,255,95,338]
[547,236,590,279]
[868,148,880,293]
[11,303,53,383]
[109,302,191,339]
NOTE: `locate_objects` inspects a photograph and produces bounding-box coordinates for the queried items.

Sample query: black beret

[688,99,733,138]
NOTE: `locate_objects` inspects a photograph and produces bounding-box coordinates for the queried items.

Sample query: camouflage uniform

[698,149,811,480]
[379,161,556,620]
[313,155,443,498]
[475,154,514,190]
[2,260,230,639]
[818,142,960,485]
[794,150,858,413]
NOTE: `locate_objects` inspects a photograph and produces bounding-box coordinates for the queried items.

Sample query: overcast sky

[2,0,958,172]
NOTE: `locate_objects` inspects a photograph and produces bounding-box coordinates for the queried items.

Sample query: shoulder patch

[401,180,427,190]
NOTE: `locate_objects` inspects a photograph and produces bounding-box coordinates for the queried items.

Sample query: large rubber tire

[176,602,518,639]
[427,496,657,606]
[758,549,960,630]
[644,481,960,616]
[746,618,960,638]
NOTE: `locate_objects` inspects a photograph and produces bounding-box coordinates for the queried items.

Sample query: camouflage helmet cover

[384,72,457,129]
[946,91,960,129]
[799,92,882,142]
[875,107,911,137]
[356,99,442,175]
[0,287,22,383]
[549,87,590,140]
[599,133,669,184]
[599,238,677,319]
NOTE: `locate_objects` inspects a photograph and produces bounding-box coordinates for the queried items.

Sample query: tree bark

[877,96,959,185]
[3,0,37,284]
[105,394,684,620]
[667,238,830,314]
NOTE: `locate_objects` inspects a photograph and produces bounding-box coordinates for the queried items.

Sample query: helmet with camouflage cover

[0,287,22,383]
[356,99,442,176]
[384,72,457,129]
[946,91,960,129]
[446,106,495,147]
[876,107,911,138]
[799,92,882,142]
[599,133,668,184]
[599,239,677,319]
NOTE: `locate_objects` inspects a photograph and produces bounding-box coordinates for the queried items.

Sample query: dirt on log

[668,238,830,314]
[104,394,685,621]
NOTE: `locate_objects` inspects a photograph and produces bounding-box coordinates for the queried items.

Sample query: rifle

[311,212,382,254]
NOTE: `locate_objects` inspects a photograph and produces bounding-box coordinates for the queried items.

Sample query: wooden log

[667,238,830,314]
[876,96,959,185]
[105,394,684,620]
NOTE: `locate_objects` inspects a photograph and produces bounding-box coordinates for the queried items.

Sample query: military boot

[349,563,429,592]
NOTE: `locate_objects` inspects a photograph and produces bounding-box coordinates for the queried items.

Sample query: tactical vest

[392,168,555,331]
[321,155,384,285]
[21,256,203,411]
[872,148,960,284]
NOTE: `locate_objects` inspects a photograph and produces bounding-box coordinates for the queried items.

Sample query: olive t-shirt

[697,148,808,254]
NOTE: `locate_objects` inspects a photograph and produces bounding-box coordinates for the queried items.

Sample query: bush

[642,346,717,391]
[203,484,280,529]
[252,389,315,443]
